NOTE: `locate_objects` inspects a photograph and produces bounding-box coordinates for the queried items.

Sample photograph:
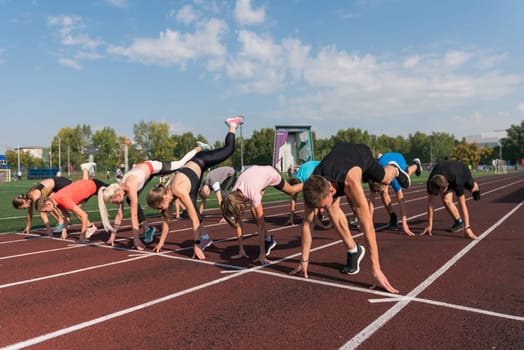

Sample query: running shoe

[388,161,411,188]
[340,243,366,275]
[143,226,157,244]
[265,236,277,256]
[225,116,244,127]
[196,141,211,151]
[472,190,481,201]
[349,217,359,228]
[53,223,64,233]
[85,225,98,239]
[389,212,399,229]
[413,158,423,176]
[199,233,213,251]
[448,218,464,232]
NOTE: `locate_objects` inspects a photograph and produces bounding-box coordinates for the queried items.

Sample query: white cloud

[48,15,101,50]
[58,57,83,70]
[234,0,265,26]
[225,31,310,93]
[444,50,472,67]
[105,0,127,8]
[108,19,227,67]
[403,55,419,69]
[175,5,199,25]
[518,103,524,113]
[255,46,523,137]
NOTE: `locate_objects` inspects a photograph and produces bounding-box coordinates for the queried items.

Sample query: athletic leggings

[191,132,235,171]
[181,132,236,223]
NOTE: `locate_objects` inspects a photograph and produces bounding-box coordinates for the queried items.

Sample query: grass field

[0,170,438,234]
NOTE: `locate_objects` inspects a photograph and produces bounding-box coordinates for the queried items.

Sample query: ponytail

[98,187,114,232]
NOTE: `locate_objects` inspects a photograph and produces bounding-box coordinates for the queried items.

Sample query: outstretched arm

[345,170,398,293]
[421,195,436,236]
[154,206,173,253]
[289,206,315,277]
[458,195,477,239]
[396,191,414,236]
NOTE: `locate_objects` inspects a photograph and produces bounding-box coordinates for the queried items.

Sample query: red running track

[1,172,523,349]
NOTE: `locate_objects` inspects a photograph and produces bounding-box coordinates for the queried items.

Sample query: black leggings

[182,132,236,223]
[191,132,235,171]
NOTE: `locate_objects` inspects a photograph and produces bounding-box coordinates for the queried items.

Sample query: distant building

[0,154,8,169]
[15,146,44,159]
[465,131,507,147]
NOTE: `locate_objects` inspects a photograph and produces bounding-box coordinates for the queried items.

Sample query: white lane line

[0,247,298,350]
[0,255,150,290]
[367,297,524,321]
[339,199,524,350]
[1,177,522,349]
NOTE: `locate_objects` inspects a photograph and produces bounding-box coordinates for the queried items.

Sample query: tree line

[5,120,524,176]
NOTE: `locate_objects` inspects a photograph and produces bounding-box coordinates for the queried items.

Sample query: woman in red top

[37,177,108,241]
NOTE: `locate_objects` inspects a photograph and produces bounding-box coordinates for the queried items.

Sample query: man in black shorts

[290,142,411,294]
[422,159,480,239]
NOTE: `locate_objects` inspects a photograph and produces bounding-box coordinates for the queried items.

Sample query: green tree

[243,128,275,166]
[429,132,456,163]
[452,142,482,166]
[92,127,120,172]
[5,148,42,176]
[172,132,207,160]
[407,132,430,163]
[502,120,524,165]
[133,121,175,161]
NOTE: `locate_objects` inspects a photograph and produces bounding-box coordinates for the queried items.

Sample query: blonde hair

[98,183,122,232]
[221,191,246,227]
[146,184,168,209]
[146,184,173,222]
[302,175,331,208]
[35,196,64,222]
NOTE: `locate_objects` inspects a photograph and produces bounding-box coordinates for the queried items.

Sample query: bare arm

[107,202,124,246]
[251,204,269,264]
[290,206,315,277]
[345,169,398,293]
[395,190,414,236]
[457,195,477,239]
[231,222,248,259]
[154,205,173,253]
[422,194,437,236]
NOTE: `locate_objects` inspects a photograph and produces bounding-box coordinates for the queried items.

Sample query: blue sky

[1,0,523,154]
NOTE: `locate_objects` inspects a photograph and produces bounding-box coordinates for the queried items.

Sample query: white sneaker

[85,225,97,239]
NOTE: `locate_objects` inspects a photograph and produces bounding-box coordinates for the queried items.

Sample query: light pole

[58,137,61,173]
[240,123,244,172]
[17,144,21,178]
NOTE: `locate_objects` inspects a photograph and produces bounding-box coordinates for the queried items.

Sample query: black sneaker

[340,244,366,275]
[413,158,422,176]
[448,218,464,232]
[472,190,481,201]
[349,217,359,228]
[318,211,331,226]
[389,212,399,228]
[388,161,411,188]
[265,237,277,256]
